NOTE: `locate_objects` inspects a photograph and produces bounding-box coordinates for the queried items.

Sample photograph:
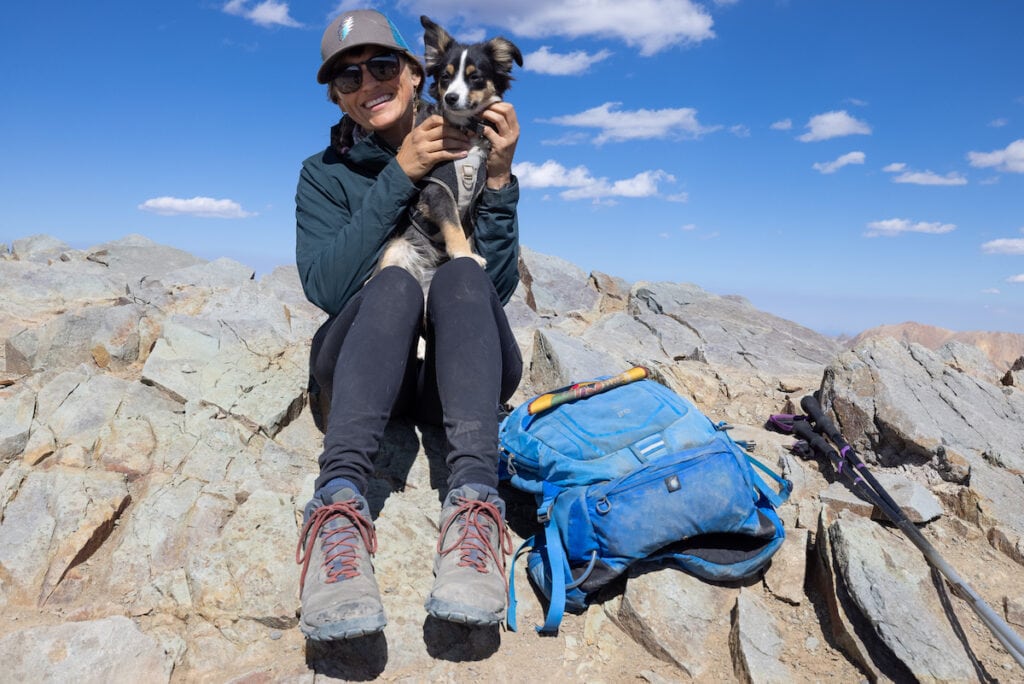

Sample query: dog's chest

[427,135,489,216]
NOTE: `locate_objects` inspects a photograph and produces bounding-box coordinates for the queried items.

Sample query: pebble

[805,637,820,651]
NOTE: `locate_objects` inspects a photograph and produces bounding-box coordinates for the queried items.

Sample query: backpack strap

[746,454,793,508]
[506,536,533,632]
[536,480,567,635]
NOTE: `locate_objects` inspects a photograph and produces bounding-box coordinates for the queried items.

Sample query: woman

[293,10,523,641]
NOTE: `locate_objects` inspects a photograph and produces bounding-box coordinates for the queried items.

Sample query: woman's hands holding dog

[396,115,471,183]
[480,102,519,190]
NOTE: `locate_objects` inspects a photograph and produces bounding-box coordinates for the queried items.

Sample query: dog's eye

[438,73,452,87]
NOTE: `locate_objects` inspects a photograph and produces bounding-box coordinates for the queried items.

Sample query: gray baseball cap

[317,10,419,84]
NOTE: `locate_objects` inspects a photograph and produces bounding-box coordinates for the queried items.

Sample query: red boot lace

[296,500,378,591]
[436,498,514,586]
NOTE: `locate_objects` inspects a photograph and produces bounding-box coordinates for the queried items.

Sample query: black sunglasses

[332,52,402,94]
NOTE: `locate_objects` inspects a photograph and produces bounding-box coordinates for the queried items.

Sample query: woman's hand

[395,115,471,183]
[480,101,519,189]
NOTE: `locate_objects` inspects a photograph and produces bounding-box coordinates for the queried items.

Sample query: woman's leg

[419,257,523,490]
[312,266,424,495]
[420,257,523,625]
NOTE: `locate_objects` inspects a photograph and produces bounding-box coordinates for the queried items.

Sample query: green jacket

[295,118,521,316]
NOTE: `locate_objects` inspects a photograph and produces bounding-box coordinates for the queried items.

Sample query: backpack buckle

[537,504,552,524]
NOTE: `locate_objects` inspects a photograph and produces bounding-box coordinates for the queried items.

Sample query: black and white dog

[377,15,522,288]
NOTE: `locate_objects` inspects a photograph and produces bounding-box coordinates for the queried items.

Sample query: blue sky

[2,1,1022,336]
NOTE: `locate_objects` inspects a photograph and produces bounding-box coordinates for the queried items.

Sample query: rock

[4,233,1022,681]
[0,616,174,683]
[11,234,75,261]
[0,465,129,606]
[6,303,145,374]
[827,510,977,682]
[156,257,255,290]
[763,527,808,605]
[818,481,875,519]
[870,472,944,523]
[820,338,1024,543]
[189,490,299,628]
[628,280,839,378]
[614,568,737,677]
[730,589,794,684]
[0,383,35,463]
[519,246,600,317]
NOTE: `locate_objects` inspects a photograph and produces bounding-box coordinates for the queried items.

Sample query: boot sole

[300,612,387,641]
[424,597,503,626]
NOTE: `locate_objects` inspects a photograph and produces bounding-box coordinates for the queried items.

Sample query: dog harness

[408,119,491,239]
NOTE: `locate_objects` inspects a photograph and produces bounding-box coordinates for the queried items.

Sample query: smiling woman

[290,8,525,643]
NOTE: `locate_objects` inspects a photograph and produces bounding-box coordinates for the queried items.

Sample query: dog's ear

[486,36,523,76]
[420,15,454,73]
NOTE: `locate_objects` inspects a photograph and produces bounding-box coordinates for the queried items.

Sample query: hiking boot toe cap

[300,603,387,641]
[424,595,504,626]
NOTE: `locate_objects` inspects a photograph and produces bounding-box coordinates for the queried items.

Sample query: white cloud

[882,162,967,185]
[812,151,865,174]
[138,196,256,219]
[982,238,1024,255]
[967,139,1024,173]
[401,0,715,55]
[543,102,718,144]
[982,288,1001,295]
[892,170,967,186]
[523,46,612,75]
[1007,274,1024,283]
[989,118,1008,128]
[512,160,675,202]
[730,124,750,137]
[797,110,871,142]
[223,0,301,28]
[770,119,792,131]
[845,97,869,107]
[864,218,955,238]
[681,223,697,231]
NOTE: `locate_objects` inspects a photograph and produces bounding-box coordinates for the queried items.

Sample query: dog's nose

[444,92,460,107]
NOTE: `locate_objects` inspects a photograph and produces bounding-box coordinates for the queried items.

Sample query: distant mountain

[850,322,1024,372]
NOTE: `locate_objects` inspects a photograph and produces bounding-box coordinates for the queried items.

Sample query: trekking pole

[527,365,649,415]
[798,395,1024,668]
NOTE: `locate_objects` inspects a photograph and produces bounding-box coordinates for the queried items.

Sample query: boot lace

[296,500,378,590]
[437,498,514,585]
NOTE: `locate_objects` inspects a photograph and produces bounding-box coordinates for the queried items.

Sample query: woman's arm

[296,155,418,315]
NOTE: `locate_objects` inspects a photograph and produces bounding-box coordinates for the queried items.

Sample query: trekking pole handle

[528,366,650,415]
[790,419,840,462]
[800,395,846,447]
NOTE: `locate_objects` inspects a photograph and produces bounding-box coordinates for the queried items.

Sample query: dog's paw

[450,251,487,269]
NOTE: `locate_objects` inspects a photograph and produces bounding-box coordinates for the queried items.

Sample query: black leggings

[311,258,523,495]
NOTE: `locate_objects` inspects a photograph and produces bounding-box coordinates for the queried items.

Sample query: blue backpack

[498,368,792,634]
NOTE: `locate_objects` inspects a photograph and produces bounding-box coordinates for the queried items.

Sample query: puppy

[377,15,522,289]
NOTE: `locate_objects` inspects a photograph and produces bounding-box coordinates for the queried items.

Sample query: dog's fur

[376,15,522,289]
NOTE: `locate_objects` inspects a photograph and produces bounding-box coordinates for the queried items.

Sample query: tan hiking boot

[296,487,386,640]
[424,484,513,625]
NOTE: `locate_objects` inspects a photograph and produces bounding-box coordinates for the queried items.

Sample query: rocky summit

[2,234,1023,682]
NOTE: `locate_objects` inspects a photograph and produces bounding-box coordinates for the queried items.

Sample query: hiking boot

[295,486,386,640]
[425,484,513,625]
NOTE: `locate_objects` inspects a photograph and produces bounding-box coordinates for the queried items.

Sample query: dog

[376,15,522,290]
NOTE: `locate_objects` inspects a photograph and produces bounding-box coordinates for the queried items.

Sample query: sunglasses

[332,52,402,94]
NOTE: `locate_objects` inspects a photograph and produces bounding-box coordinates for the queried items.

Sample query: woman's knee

[365,266,425,317]
[428,258,492,309]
